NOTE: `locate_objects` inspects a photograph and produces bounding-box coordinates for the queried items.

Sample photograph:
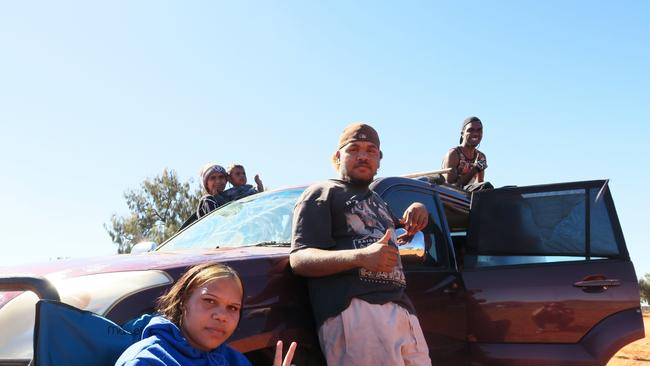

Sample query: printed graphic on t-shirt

[344,193,407,287]
[455,147,485,184]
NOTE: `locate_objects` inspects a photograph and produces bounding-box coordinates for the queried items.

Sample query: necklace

[459,146,477,161]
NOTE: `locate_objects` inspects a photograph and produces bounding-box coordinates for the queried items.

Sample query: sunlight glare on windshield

[159,188,303,250]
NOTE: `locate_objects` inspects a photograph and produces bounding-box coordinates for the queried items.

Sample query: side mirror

[130,241,158,254]
[395,228,426,264]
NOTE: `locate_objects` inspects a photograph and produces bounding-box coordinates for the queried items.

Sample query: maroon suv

[0,177,644,365]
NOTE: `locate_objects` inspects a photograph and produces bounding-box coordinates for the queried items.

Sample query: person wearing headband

[442,116,491,191]
[290,123,432,366]
[196,163,228,219]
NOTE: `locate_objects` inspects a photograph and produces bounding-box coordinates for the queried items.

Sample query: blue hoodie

[114,316,252,366]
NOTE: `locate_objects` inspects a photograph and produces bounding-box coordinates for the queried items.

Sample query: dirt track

[607,315,650,365]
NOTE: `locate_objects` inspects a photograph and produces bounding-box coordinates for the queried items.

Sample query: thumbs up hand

[377,229,392,245]
[358,229,398,272]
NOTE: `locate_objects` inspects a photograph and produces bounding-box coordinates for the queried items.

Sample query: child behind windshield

[223,164,264,202]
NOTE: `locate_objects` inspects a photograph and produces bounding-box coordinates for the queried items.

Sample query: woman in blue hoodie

[115,263,296,366]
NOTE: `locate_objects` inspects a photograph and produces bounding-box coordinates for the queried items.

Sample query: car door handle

[573,279,621,292]
[443,282,460,294]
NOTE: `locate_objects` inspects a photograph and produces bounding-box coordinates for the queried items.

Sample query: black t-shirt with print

[291,179,415,328]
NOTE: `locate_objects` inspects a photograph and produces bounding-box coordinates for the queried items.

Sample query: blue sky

[0,1,648,277]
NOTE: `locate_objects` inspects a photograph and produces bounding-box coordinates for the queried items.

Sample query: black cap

[462,116,481,130]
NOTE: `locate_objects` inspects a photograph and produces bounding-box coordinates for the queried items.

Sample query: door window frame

[465,180,629,267]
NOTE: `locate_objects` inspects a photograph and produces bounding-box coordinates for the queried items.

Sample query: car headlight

[0,270,172,360]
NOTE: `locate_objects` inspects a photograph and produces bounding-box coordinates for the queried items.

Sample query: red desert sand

[607,315,650,365]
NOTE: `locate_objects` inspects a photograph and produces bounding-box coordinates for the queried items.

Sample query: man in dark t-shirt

[290,123,432,366]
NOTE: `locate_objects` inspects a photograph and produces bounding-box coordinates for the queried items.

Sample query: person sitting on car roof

[222,163,264,202]
[290,123,432,366]
[441,116,493,191]
[196,163,228,219]
[114,262,297,366]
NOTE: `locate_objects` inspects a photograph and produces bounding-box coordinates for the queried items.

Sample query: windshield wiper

[210,241,290,249]
[252,241,291,247]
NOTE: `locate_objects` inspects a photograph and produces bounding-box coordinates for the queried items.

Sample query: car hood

[0,246,290,281]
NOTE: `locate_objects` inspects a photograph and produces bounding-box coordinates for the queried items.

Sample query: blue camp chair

[33,300,151,366]
[1,276,150,366]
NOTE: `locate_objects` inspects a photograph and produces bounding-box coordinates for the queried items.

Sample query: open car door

[379,182,468,366]
[461,180,644,366]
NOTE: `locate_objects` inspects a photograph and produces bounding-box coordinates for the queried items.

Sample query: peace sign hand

[273,340,297,366]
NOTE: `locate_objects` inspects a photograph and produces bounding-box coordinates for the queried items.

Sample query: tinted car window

[589,187,619,256]
[466,182,624,268]
[159,188,303,250]
[470,189,587,256]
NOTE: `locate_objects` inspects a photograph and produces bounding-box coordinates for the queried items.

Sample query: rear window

[465,181,623,268]
[589,187,619,256]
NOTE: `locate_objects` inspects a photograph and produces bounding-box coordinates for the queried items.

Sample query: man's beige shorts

[318,298,432,366]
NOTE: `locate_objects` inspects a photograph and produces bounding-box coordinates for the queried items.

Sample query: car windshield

[158,188,304,251]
